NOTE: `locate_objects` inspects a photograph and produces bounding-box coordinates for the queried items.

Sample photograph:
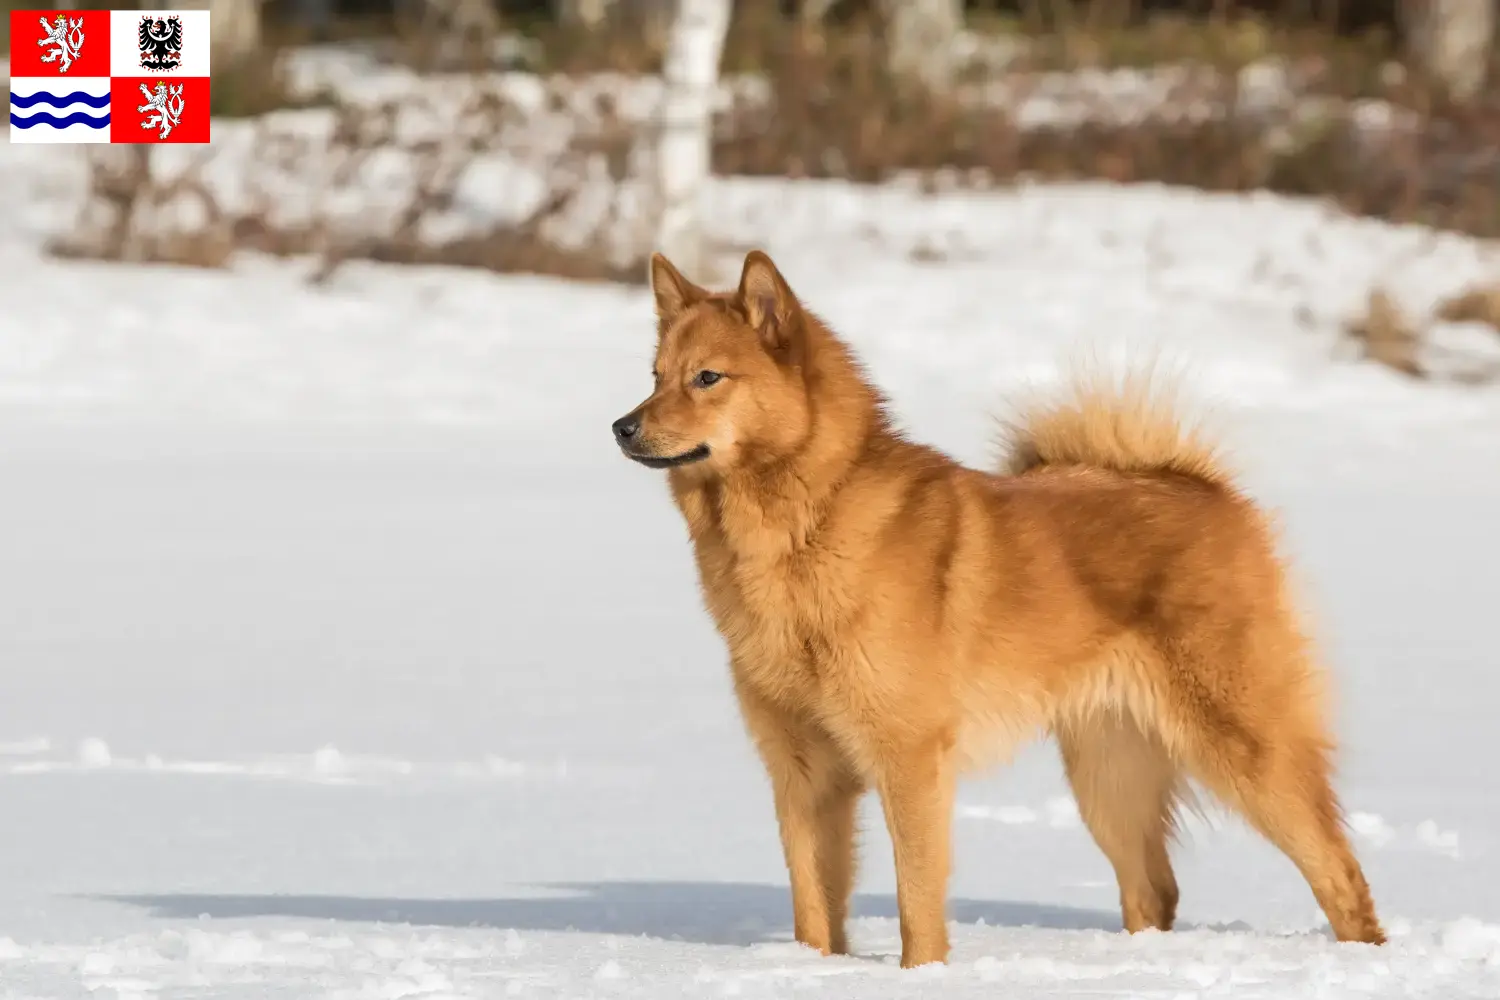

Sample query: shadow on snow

[96,880,1131,946]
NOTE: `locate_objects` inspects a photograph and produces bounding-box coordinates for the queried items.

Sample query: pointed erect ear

[737,250,800,354]
[649,253,707,324]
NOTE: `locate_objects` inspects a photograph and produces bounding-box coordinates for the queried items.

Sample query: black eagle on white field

[137,15,183,72]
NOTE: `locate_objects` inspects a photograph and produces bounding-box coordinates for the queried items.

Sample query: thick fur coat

[611,250,1384,967]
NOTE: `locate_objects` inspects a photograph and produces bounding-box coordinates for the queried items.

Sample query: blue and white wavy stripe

[11,110,111,128]
[9,89,110,130]
[11,90,111,110]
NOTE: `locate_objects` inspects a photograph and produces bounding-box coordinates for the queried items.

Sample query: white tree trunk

[170,0,261,63]
[557,0,618,29]
[214,0,262,61]
[878,0,964,92]
[653,0,731,283]
[1402,0,1495,101]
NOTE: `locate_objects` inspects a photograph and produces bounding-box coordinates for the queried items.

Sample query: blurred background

[6,0,1500,382]
[2,2,1500,997]
[5,0,1500,339]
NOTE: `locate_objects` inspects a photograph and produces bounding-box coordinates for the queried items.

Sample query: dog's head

[613,250,811,475]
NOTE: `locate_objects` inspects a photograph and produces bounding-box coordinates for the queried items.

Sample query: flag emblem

[136,80,186,140]
[137,15,183,73]
[36,12,85,73]
[9,79,111,141]
[8,9,211,144]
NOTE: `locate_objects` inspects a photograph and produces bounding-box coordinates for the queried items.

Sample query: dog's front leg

[738,685,862,955]
[875,735,956,968]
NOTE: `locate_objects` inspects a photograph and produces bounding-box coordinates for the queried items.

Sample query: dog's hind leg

[1057,711,1182,932]
[1186,720,1384,944]
[1166,643,1385,945]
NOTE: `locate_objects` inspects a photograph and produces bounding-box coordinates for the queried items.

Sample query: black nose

[612,414,640,442]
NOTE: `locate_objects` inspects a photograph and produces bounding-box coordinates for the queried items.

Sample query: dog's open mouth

[624,444,711,469]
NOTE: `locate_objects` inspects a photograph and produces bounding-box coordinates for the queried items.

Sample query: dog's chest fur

[672,478,851,710]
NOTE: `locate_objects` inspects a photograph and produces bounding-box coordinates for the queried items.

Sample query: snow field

[1,121,1500,996]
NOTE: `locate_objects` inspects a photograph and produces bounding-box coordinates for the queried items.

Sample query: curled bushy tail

[997,365,1234,490]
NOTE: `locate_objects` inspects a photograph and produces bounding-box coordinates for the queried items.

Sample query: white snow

[2,113,1500,997]
[75,737,112,769]
[1350,811,1400,849]
[0,737,51,756]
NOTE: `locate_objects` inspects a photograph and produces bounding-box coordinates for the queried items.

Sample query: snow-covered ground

[3,127,1500,997]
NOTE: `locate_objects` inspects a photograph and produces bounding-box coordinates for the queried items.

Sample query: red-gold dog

[613,249,1384,967]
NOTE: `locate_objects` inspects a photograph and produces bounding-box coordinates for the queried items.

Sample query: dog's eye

[694,370,723,388]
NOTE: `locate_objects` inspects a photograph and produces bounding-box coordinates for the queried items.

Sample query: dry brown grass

[1345,288,1424,378]
[53,80,647,283]
[703,9,1500,240]
[1436,284,1500,332]
[210,47,337,119]
[49,146,236,268]
[1343,282,1500,383]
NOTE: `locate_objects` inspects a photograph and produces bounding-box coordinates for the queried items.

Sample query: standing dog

[613,249,1384,967]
